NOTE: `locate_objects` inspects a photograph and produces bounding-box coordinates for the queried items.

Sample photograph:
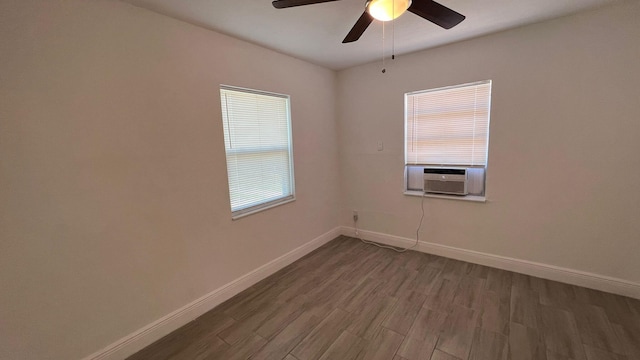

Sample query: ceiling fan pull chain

[392,0,395,60]
[382,20,386,73]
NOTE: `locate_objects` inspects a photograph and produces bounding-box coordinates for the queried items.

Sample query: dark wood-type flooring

[128,236,640,360]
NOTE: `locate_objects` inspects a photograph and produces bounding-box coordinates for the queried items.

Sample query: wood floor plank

[441,260,488,280]
[304,273,352,316]
[538,279,578,310]
[339,276,386,312]
[423,254,448,270]
[318,330,367,360]
[508,322,547,360]
[250,311,322,360]
[382,291,427,335]
[195,308,237,334]
[424,278,459,312]
[127,321,213,360]
[413,266,442,295]
[452,276,486,310]
[222,283,280,322]
[429,349,462,360]
[478,290,509,335]
[462,263,490,280]
[485,267,512,302]
[611,314,640,359]
[572,285,612,308]
[403,251,430,272]
[395,269,437,301]
[292,241,341,270]
[167,334,228,360]
[441,259,467,280]
[370,252,398,280]
[572,304,624,355]
[583,344,628,360]
[597,293,636,326]
[510,286,540,329]
[254,295,308,340]
[435,305,478,359]
[539,305,586,360]
[381,267,416,298]
[393,355,411,360]
[396,333,438,360]
[337,252,381,284]
[625,297,640,316]
[373,263,403,285]
[211,277,277,315]
[276,273,323,303]
[291,308,353,360]
[357,327,405,360]
[218,299,282,345]
[214,332,267,360]
[393,302,445,360]
[545,350,577,360]
[406,306,448,339]
[346,295,397,340]
[511,272,544,293]
[468,328,508,360]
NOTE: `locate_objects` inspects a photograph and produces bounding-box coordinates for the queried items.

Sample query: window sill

[404,190,486,203]
[231,197,296,220]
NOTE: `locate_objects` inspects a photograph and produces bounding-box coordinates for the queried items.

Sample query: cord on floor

[354,194,425,253]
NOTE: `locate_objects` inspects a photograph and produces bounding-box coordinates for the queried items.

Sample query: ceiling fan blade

[408,0,465,29]
[342,11,374,43]
[272,0,340,9]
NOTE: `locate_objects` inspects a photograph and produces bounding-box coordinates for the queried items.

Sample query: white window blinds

[405,81,492,166]
[220,86,294,217]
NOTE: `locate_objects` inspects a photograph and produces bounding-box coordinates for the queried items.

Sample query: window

[404,80,492,198]
[220,85,295,218]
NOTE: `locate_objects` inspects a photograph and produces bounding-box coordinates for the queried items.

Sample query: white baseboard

[83,227,342,360]
[340,226,640,300]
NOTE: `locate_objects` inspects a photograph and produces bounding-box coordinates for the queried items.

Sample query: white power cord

[354,194,425,253]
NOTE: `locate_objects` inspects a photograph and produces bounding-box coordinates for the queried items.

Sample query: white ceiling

[122,0,616,70]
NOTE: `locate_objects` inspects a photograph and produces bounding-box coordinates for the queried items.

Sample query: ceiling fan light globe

[366,0,411,22]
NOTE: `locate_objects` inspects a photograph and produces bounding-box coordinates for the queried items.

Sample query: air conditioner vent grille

[423,167,468,195]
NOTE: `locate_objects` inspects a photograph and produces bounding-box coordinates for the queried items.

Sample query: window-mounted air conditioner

[424,168,468,195]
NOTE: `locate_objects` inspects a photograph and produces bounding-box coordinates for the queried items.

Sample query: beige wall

[337,1,640,285]
[0,1,340,359]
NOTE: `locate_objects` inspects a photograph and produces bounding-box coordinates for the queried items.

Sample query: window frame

[403,80,492,201]
[219,85,296,219]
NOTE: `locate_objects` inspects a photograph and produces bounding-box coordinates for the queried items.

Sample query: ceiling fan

[272,0,465,43]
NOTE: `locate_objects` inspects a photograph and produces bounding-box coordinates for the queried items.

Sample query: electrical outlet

[352,210,358,222]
